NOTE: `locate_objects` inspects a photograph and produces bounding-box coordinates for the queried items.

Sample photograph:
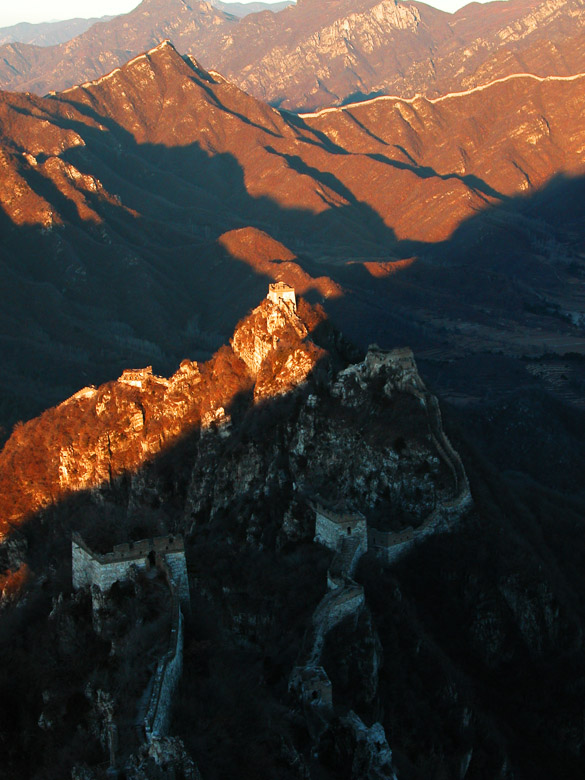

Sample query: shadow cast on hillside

[369,148,509,202]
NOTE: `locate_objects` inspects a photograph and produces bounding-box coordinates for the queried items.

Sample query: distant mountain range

[212,0,293,17]
[0,17,115,47]
[0,2,292,49]
[2,0,585,109]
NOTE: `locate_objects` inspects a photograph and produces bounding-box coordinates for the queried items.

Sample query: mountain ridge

[0,289,334,540]
[0,16,114,47]
[2,39,585,438]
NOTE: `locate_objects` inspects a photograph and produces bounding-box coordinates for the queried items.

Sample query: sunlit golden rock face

[231,294,325,401]
[231,298,308,376]
[0,289,325,539]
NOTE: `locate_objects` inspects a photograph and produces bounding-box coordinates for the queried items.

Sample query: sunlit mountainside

[1,8,585,780]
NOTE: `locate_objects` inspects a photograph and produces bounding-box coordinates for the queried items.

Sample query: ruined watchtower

[72,533,190,611]
[267,282,296,312]
[313,503,367,552]
[118,366,153,388]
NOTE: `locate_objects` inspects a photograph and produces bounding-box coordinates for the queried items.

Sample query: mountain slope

[211,0,585,109]
[1,41,585,437]
[0,0,234,96]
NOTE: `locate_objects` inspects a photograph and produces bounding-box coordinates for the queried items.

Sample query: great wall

[63,286,472,776]
[289,503,397,777]
[288,341,472,772]
[72,533,190,775]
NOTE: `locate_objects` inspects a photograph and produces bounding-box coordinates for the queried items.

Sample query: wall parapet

[267,282,296,312]
[72,532,185,565]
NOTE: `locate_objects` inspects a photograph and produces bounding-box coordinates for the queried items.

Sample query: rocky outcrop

[231,296,308,376]
[231,296,326,401]
[292,348,460,527]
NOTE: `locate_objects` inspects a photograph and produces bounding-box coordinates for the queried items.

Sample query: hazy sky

[0,0,493,28]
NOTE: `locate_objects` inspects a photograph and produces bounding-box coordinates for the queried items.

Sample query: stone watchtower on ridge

[267,282,296,312]
[72,533,190,611]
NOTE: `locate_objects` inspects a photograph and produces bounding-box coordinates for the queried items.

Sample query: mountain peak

[144,38,176,55]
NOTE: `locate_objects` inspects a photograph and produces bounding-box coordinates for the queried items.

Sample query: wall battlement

[117,366,170,389]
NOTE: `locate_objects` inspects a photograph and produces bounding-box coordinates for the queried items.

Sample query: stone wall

[118,366,153,388]
[425,393,471,504]
[144,597,184,740]
[377,536,416,564]
[267,282,296,311]
[326,585,365,628]
[327,534,367,589]
[165,551,190,610]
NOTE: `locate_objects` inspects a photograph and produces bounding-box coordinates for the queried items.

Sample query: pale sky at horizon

[0,0,495,29]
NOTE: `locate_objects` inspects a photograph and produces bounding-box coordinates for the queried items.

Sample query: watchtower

[267,282,296,312]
